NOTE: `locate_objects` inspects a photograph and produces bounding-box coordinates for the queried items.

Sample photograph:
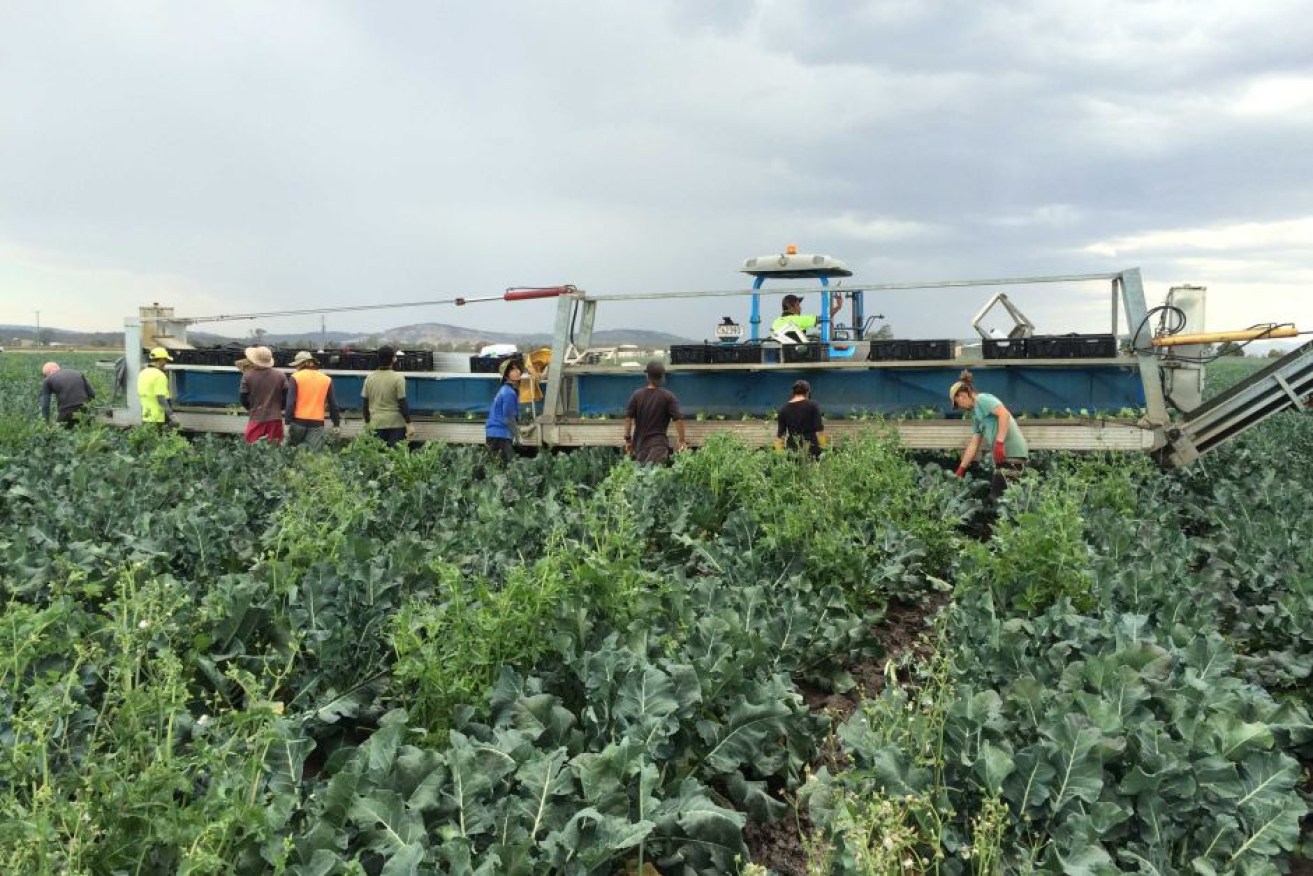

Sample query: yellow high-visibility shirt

[137,367,170,423]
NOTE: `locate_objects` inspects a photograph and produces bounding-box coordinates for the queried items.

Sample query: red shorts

[245,419,285,445]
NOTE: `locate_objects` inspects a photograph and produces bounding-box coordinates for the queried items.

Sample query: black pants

[374,427,408,448]
[990,459,1026,500]
[633,441,671,465]
[56,405,85,428]
[486,437,515,465]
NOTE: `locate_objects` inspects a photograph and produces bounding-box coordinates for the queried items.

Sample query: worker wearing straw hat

[238,346,286,445]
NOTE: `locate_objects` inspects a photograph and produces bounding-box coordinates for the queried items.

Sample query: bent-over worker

[39,361,96,427]
[950,369,1029,499]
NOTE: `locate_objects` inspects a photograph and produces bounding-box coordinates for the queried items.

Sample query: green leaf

[444,731,518,838]
[379,842,426,876]
[727,771,788,822]
[550,806,654,871]
[1207,715,1274,761]
[975,741,1015,793]
[1044,715,1107,812]
[1055,842,1116,876]
[699,695,794,776]
[513,747,574,840]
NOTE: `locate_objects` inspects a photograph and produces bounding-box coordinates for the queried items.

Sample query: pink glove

[992,441,1006,464]
[955,465,967,478]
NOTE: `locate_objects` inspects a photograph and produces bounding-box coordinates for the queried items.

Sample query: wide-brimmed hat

[244,346,274,368]
[290,350,317,368]
[498,357,523,379]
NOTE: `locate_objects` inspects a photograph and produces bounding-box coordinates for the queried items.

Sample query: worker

[38,361,96,427]
[774,379,827,457]
[238,346,286,445]
[771,293,843,344]
[950,369,1029,498]
[284,351,341,450]
[485,357,523,465]
[137,347,175,428]
[624,360,687,465]
[362,345,414,448]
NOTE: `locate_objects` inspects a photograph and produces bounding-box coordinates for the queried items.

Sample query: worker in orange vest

[284,351,342,450]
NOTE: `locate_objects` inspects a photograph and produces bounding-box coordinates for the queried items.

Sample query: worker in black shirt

[624,361,688,465]
[774,379,826,457]
[39,361,97,427]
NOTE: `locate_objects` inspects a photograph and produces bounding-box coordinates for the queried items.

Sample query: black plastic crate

[337,352,379,371]
[867,338,954,361]
[707,342,762,365]
[395,350,435,372]
[669,344,711,365]
[1026,334,1118,359]
[867,340,907,361]
[783,342,830,363]
[906,339,954,360]
[982,338,1028,359]
[169,348,204,365]
[469,354,518,373]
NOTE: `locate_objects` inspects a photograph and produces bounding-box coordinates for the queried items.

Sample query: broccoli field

[1,352,1310,875]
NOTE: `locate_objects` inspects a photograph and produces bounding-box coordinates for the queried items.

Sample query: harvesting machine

[105,250,1313,467]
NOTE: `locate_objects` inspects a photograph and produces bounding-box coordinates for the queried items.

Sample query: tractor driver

[771,293,843,344]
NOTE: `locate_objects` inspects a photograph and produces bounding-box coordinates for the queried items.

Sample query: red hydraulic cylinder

[455,285,574,307]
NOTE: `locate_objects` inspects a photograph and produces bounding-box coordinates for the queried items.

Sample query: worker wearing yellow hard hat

[138,347,175,427]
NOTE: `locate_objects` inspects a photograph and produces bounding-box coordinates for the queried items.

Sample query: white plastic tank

[1163,285,1207,411]
[1166,285,1206,336]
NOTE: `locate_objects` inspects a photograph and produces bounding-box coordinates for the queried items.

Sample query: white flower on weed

[883,836,894,851]
[196,714,210,726]
[137,619,149,630]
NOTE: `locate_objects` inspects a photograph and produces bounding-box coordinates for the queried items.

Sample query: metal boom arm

[1160,339,1313,466]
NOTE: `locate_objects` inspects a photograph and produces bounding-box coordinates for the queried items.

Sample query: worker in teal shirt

[485,358,522,465]
[950,369,1028,499]
[771,293,842,343]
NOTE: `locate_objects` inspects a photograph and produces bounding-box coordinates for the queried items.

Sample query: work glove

[773,438,785,452]
[992,441,1006,464]
[955,464,967,478]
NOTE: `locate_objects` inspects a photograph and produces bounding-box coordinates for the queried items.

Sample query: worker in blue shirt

[485,358,523,464]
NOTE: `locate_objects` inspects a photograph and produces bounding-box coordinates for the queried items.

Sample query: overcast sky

[2,0,1310,347]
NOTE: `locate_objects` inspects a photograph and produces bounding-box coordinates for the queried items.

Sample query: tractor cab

[739,246,872,356]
